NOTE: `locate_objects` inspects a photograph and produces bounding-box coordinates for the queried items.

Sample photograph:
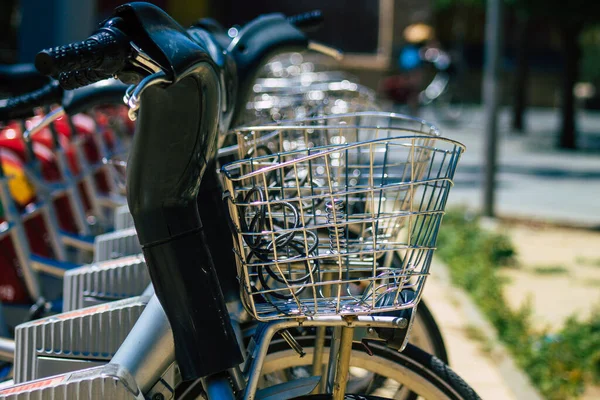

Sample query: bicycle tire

[262,338,480,400]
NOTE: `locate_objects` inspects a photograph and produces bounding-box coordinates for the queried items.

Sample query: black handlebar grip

[35,28,128,77]
[287,10,323,30]
[0,81,63,122]
[58,69,113,90]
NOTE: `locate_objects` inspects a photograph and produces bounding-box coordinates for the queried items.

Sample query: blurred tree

[522,0,600,149]
[510,4,530,134]
[436,0,600,149]
[580,25,600,87]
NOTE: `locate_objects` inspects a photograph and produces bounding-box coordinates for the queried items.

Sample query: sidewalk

[420,107,600,227]
[423,260,543,400]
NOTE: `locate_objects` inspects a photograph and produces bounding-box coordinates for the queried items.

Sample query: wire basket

[219,112,439,164]
[220,119,465,321]
[241,81,378,124]
[259,52,356,83]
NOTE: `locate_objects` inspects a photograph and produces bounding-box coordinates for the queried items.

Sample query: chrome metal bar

[39,204,68,260]
[0,178,41,300]
[311,326,327,394]
[279,329,305,357]
[111,295,175,393]
[141,284,155,297]
[331,325,354,400]
[30,259,66,277]
[325,326,341,393]
[54,147,91,236]
[89,120,119,197]
[19,171,67,261]
[95,194,126,208]
[228,366,246,392]
[23,108,65,139]
[307,41,343,61]
[314,273,333,393]
[60,234,95,252]
[73,137,107,227]
[0,337,15,362]
[243,315,402,400]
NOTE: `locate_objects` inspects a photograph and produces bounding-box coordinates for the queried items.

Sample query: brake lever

[128,42,165,75]
[124,70,172,121]
[308,41,344,61]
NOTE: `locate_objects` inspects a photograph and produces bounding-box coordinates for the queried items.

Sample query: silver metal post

[0,177,41,300]
[54,146,92,235]
[325,326,342,393]
[482,0,503,217]
[39,204,67,260]
[311,326,327,393]
[331,325,354,400]
[73,137,106,228]
[111,295,175,393]
[0,337,15,362]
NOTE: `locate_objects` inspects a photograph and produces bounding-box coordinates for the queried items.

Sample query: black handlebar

[287,10,323,30]
[0,79,127,123]
[0,81,62,122]
[35,25,129,78]
[58,68,113,90]
[0,64,52,95]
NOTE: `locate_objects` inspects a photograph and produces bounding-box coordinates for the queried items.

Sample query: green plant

[437,209,600,399]
[575,256,600,267]
[531,265,570,275]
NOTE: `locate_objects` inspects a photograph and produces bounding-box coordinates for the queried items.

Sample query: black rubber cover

[0,81,62,122]
[187,26,237,133]
[192,18,231,50]
[123,3,242,380]
[113,2,213,81]
[227,13,308,126]
[0,64,51,95]
[62,79,128,114]
[197,164,240,303]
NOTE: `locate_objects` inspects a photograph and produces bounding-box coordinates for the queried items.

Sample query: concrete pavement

[424,260,543,400]
[420,107,600,227]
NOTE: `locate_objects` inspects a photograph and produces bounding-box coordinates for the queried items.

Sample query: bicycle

[0,81,137,322]
[382,46,466,125]
[1,4,476,399]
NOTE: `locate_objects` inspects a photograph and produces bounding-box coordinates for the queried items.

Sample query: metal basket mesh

[220,117,464,321]
[220,112,439,163]
[242,81,379,124]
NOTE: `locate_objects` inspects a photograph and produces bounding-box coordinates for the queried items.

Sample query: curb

[432,258,544,400]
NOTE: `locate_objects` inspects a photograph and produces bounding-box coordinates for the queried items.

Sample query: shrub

[436,209,600,399]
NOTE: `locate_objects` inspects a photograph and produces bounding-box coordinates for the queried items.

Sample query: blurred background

[1,0,600,398]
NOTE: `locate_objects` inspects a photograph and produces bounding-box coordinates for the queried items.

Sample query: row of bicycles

[0,3,476,399]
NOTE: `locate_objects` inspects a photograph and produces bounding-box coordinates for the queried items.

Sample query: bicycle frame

[95,292,413,400]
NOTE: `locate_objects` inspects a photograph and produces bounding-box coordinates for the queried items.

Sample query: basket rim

[229,111,440,135]
[251,80,376,97]
[220,134,466,180]
[217,111,447,158]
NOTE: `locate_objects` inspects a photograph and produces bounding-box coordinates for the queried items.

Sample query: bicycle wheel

[411,300,448,364]
[390,253,448,364]
[261,338,480,400]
